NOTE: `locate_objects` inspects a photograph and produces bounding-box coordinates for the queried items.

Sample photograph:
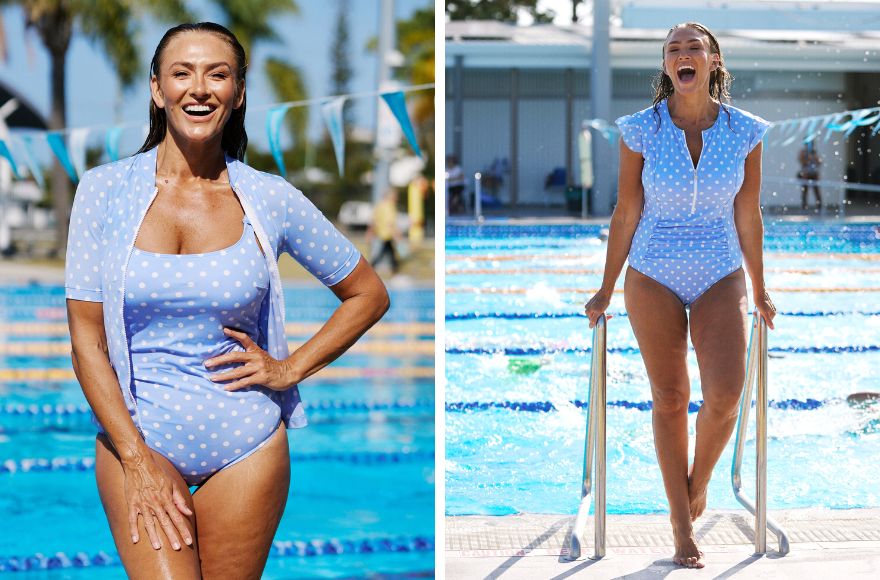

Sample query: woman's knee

[701,386,744,418]
[651,386,690,415]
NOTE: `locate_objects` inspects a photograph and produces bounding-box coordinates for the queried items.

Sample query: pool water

[445,221,880,516]
[0,285,434,578]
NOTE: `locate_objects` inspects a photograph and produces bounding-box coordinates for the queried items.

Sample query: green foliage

[206,0,298,56]
[445,0,554,23]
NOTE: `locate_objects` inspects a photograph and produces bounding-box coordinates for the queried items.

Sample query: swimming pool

[445,221,880,516]
[0,285,434,578]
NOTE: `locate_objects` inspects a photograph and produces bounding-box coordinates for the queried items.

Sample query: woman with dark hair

[65,22,389,578]
[584,22,776,568]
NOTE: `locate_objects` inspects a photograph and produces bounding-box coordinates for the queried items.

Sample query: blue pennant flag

[18,134,45,189]
[0,139,21,178]
[321,97,347,176]
[69,127,90,179]
[46,132,78,183]
[105,126,124,162]
[380,91,422,158]
[266,104,293,176]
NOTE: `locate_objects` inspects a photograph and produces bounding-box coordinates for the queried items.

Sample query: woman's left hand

[754,290,777,330]
[204,328,294,391]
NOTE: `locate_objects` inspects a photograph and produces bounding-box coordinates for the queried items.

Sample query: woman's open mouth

[677,65,696,83]
[182,104,217,120]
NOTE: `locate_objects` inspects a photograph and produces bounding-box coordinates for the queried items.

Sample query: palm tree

[1,0,193,255]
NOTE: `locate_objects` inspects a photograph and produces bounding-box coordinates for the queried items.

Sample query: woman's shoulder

[722,103,771,131]
[616,103,661,128]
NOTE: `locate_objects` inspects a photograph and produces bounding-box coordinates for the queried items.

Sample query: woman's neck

[156,132,228,182]
[667,93,719,128]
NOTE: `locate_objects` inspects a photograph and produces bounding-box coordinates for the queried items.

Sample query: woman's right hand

[584,289,613,328]
[121,452,194,550]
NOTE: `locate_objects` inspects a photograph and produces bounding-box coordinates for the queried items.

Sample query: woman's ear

[234,81,245,110]
[150,75,165,110]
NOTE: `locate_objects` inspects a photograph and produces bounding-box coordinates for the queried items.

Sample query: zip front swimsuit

[124,216,279,486]
[616,99,770,305]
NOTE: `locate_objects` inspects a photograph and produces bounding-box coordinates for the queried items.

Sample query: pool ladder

[731,312,791,555]
[567,314,606,560]
[567,311,790,560]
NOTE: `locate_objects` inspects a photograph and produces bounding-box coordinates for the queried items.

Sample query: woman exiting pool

[65,23,388,579]
[584,22,776,569]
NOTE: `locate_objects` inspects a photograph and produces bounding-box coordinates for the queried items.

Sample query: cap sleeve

[615,114,643,154]
[275,178,361,286]
[65,169,106,302]
[748,116,772,153]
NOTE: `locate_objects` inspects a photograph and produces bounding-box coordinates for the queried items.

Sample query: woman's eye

[212,73,228,79]
[173,71,188,78]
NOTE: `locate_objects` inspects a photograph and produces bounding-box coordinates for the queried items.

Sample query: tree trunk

[34,7,72,257]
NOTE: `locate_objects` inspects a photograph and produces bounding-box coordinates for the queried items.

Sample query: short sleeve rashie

[65,170,106,302]
[273,177,360,286]
[615,114,643,154]
[748,116,772,153]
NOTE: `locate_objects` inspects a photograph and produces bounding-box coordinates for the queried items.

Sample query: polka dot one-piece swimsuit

[124,216,281,486]
[616,99,770,305]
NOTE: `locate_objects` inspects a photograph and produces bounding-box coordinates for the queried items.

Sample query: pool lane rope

[0,451,434,474]
[447,345,880,355]
[445,398,827,413]
[0,535,435,572]
[446,310,880,320]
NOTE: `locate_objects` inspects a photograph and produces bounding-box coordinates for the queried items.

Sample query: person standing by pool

[798,141,822,210]
[584,22,777,569]
[64,22,389,578]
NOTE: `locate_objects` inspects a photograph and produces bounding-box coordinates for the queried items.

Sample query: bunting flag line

[68,127,90,179]
[105,126,124,162]
[380,91,422,158]
[17,134,44,189]
[266,104,293,177]
[321,97,347,176]
[0,139,21,178]
[46,132,78,183]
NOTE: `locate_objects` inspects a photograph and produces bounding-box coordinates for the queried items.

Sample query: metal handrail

[567,314,606,560]
[474,172,484,222]
[731,312,791,555]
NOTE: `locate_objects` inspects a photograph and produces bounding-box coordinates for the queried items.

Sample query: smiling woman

[64,22,390,579]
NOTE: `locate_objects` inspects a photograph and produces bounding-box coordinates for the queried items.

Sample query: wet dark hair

[138,22,248,160]
[651,22,733,132]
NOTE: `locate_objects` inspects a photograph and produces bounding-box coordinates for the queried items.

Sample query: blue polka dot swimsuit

[124,216,280,486]
[616,99,770,305]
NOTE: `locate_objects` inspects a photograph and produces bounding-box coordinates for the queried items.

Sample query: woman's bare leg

[95,435,201,579]
[624,267,703,568]
[687,269,749,523]
[192,421,290,580]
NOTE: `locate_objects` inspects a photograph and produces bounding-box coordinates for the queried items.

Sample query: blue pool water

[0,285,434,578]
[445,221,880,516]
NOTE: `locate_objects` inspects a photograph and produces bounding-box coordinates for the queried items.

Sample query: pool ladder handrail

[731,311,791,555]
[567,314,606,560]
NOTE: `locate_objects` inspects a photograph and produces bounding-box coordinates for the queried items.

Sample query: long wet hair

[138,22,248,160]
[651,22,733,132]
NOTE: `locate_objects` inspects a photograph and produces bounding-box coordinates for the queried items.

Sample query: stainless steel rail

[474,172,484,222]
[567,314,606,560]
[731,312,791,555]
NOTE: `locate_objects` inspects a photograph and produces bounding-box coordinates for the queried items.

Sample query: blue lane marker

[446,345,880,355]
[446,311,880,320]
[445,398,826,413]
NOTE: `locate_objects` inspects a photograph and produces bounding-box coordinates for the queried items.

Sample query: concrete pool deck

[446,509,880,578]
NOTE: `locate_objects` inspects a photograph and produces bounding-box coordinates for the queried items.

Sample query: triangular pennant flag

[321,96,347,176]
[69,127,90,178]
[266,104,293,176]
[17,134,44,188]
[46,132,78,182]
[0,139,21,178]
[380,91,422,158]
[105,126,124,162]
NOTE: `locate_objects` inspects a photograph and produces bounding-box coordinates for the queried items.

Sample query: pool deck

[446,509,880,578]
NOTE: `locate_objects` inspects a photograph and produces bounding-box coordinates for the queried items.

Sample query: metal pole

[474,172,483,222]
[591,0,613,216]
[755,315,769,553]
[371,0,395,205]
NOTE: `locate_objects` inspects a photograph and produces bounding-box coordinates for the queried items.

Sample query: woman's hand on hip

[755,290,777,330]
[584,289,613,329]
[121,453,193,550]
[205,328,293,391]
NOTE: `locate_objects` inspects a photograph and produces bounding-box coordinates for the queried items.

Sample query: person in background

[446,155,465,214]
[368,189,401,274]
[798,141,822,210]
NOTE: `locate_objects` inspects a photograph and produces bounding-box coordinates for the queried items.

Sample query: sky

[0,0,433,154]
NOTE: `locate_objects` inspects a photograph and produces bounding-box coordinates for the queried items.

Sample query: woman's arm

[734,141,776,329]
[208,257,389,390]
[67,300,193,549]
[584,140,645,327]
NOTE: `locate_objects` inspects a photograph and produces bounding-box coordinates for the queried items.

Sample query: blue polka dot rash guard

[64,147,361,462]
[616,99,771,305]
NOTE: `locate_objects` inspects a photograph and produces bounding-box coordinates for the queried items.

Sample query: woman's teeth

[184,105,214,116]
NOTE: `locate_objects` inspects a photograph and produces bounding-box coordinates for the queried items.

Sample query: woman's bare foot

[672,524,705,569]
[688,466,709,522]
